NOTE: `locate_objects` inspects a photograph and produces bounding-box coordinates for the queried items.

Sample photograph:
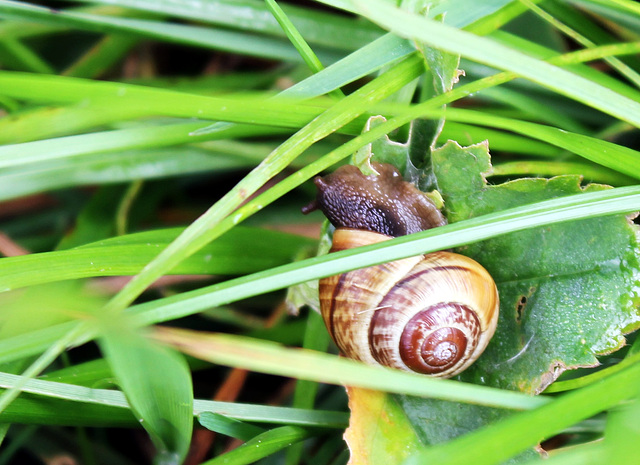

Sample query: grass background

[0,0,640,464]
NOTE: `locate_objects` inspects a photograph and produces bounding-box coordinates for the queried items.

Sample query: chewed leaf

[432,140,640,393]
[353,115,410,175]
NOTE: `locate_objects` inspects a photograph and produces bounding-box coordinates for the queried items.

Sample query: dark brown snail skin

[303,163,499,378]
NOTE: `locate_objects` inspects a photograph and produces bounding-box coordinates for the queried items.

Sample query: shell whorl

[318,229,499,378]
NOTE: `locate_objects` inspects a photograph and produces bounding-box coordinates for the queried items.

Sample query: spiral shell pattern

[319,229,499,378]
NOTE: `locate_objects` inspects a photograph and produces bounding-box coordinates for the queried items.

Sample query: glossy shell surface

[319,228,499,378]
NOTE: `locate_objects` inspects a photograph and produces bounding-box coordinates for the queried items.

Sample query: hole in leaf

[515,295,527,323]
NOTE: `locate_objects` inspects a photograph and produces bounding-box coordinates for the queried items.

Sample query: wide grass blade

[98,320,193,463]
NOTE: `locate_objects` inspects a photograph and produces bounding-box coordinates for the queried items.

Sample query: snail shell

[304,163,499,378]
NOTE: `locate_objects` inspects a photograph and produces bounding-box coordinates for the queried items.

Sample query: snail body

[305,163,499,378]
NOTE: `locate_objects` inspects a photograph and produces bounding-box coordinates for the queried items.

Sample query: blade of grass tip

[350,0,640,128]
[100,54,423,315]
[520,0,640,88]
[99,322,193,462]
[198,412,266,440]
[62,34,140,79]
[200,426,311,465]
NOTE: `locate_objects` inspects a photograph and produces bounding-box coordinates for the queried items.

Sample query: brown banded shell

[319,228,499,378]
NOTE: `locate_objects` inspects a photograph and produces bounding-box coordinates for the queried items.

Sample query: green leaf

[389,138,639,460]
[431,141,640,392]
[316,125,640,463]
[98,319,194,463]
[353,115,410,174]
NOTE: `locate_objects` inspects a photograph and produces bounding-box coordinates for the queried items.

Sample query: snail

[302,163,499,378]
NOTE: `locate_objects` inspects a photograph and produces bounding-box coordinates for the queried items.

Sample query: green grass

[0,0,639,464]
